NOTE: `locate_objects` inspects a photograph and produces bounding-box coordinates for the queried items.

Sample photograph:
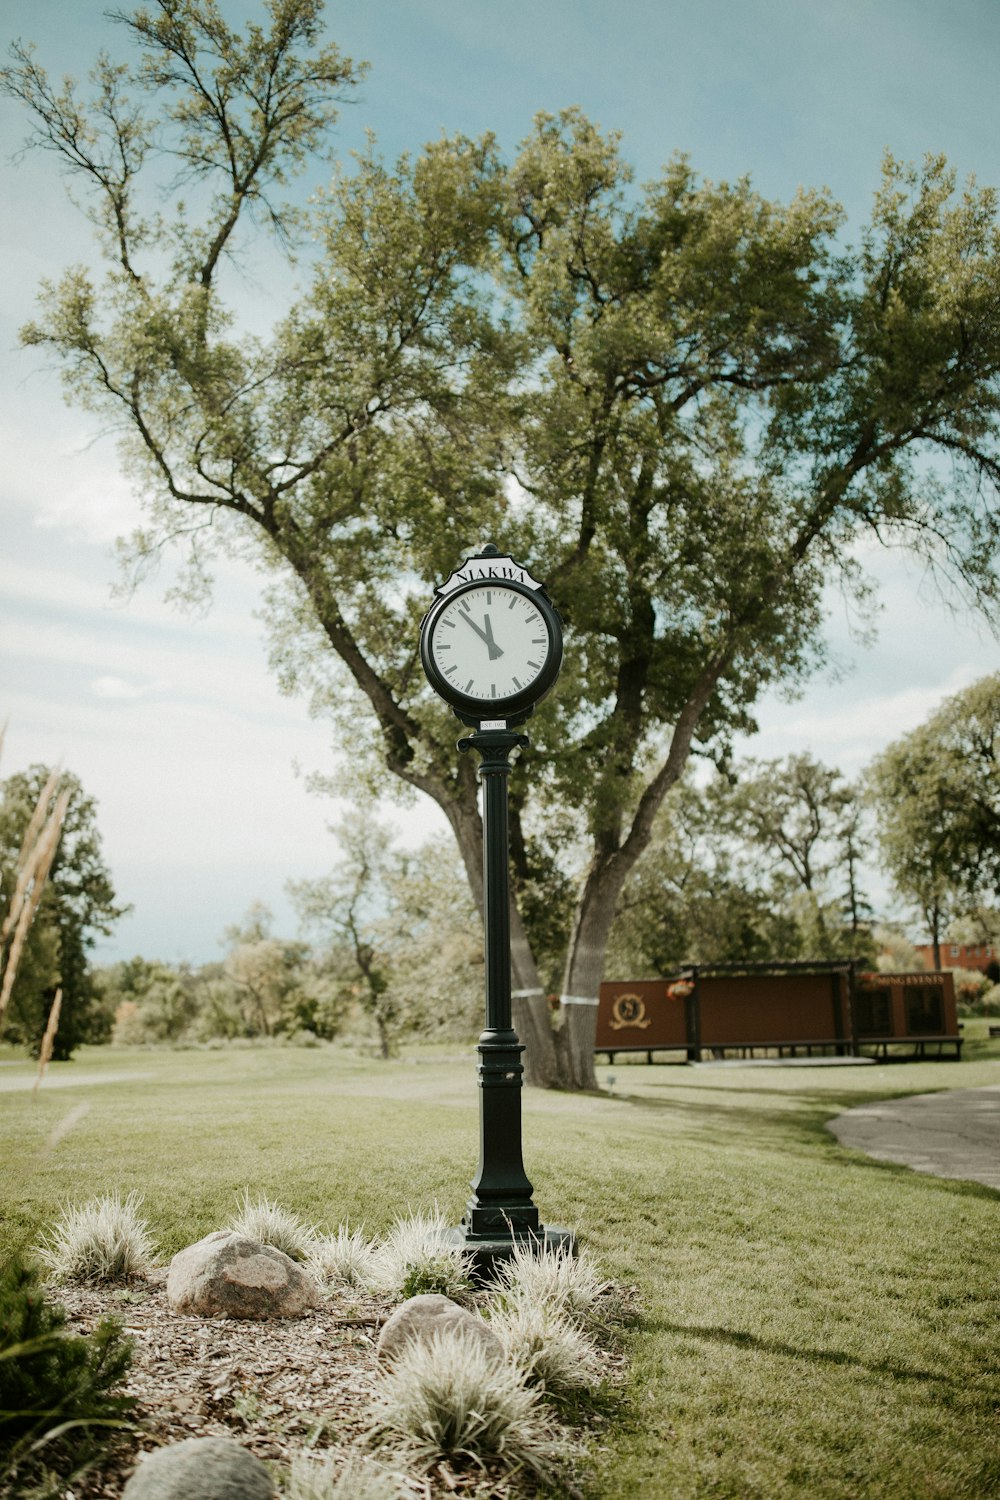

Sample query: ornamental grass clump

[367,1207,473,1303]
[487,1297,603,1398]
[227,1188,318,1261]
[286,1451,412,1500]
[306,1223,379,1290]
[368,1327,561,1480]
[36,1190,156,1284]
[487,1240,611,1335]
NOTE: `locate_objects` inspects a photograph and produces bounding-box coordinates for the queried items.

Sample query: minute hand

[461,612,504,660]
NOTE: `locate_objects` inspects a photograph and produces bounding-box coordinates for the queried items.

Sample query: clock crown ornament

[420,544,563,728]
[433,542,545,598]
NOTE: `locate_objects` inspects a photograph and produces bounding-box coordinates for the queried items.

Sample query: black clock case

[419,576,564,727]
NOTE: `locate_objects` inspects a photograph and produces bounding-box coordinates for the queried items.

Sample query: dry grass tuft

[36,1189,157,1283]
[487,1297,603,1397]
[368,1326,562,1480]
[227,1187,318,1261]
[486,1239,611,1335]
[366,1206,473,1302]
[285,1450,415,1499]
[306,1222,379,1290]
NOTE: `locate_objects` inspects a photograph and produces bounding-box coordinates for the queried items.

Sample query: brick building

[912,941,998,974]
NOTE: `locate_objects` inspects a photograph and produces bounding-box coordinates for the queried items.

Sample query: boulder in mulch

[122,1435,275,1499]
[166,1230,319,1319]
[376,1292,503,1364]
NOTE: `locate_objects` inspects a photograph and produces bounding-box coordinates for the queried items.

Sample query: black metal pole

[455,727,574,1273]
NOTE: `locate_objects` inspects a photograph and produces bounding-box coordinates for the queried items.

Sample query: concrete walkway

[827,1084,1000,1191]
[0,1070,152,1092]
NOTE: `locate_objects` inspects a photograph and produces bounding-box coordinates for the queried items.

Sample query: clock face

[423,580,560,715]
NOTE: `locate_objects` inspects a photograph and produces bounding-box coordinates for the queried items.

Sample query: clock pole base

[446,1225,577,1281]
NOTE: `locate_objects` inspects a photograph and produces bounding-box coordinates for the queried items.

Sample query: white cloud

[91,675,166,700]
[33,467,143,546]
[0,407,141,545]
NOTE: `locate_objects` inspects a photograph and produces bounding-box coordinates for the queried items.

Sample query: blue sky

[2,0,999,963]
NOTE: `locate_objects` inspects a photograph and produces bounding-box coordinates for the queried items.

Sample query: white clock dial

[430,584,552,703]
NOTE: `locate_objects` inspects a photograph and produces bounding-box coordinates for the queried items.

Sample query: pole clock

[419,550,563,727]
[420,545,574,1273]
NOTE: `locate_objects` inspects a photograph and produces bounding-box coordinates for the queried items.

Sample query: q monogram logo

[609,993,651,1031]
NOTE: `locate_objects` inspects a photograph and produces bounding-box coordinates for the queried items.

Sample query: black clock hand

[461,611,504,659]
[482,614,504,659]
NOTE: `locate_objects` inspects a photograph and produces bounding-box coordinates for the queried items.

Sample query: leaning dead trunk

[32,987,62,1096]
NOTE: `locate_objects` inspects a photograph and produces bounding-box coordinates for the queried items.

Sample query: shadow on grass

[548,1371,633,1433]
[648,1318,947,1385]
[599,1084,1000,1190]
[599,1086,861,1155]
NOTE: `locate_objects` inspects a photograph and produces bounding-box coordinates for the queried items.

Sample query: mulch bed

[55,1268,398,1497]
[52,1269,604,1499]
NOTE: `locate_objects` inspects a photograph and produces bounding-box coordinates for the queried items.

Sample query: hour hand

[461,611,504,660]
[482,614,503,659]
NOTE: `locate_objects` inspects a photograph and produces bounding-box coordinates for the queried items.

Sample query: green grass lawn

[2,1029,998,1499]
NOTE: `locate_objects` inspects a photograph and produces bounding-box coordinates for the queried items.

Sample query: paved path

[827,1085,1000,1191]
[0,1070,152,1092]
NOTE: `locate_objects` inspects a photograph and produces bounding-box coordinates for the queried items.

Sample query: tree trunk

[549,664,728,1090]
[509,902,557,1087]
[931,906,943,972]
[440,768,557,1086]
[554,857,629,1090]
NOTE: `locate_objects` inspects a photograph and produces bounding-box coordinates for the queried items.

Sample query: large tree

[718,754,870,951]
[7,2,1000,1088]
[868,674,1000,967]
[290,811,483,1057]
[606,759,873,975]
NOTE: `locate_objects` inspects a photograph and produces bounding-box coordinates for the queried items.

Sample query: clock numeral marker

[512,676,523,690]
[486,591,492,604]
[465,679,474,692]
[527,661,540,670]
[531,638,545,645]
[491,684,496,697]
[508,597,517,609]
[444,619,456,628]
[445,665,457,676]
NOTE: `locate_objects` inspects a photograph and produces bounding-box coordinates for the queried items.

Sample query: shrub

[368,1327,560,1479]
[978,982,1000,1017]
[0,1253,134,1494]
[306,1224,379,1290]
[227,1189,317,1261]
[367,1208,472,1303]
[36,1191,156,1284]
[951,966,993,1013]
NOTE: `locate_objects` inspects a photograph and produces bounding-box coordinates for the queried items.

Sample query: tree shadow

[647,1317,946,1385]
[599,1085,855,1151]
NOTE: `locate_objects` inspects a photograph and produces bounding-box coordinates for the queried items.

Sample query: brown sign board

[597,968,960,1058]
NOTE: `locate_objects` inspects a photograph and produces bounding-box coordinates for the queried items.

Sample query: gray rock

[122,1436,275,1499]
[166,1230,319,1320]
[376,1292,503,1365]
